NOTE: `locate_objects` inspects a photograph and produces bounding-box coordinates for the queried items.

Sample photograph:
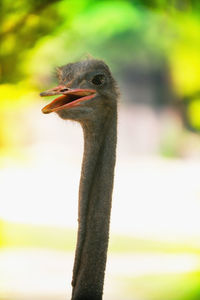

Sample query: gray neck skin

[71,107,117,300]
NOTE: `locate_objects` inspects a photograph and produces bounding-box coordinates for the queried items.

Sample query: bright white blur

[1,104,200,242]
[1,103,200,300]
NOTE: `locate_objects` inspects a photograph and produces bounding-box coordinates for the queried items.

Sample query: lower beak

[40,86,96,114]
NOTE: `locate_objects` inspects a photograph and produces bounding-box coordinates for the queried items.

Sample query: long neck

[71,107,117,300]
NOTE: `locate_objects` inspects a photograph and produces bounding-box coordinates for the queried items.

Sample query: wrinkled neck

[71,107,117,300]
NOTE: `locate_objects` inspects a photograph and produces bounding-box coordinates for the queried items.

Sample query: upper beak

[40,85,70,97]
[40,85,96,114]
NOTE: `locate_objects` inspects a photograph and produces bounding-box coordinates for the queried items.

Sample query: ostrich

[40,59,118,300]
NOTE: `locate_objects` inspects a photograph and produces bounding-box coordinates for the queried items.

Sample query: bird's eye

[91,74,105,86]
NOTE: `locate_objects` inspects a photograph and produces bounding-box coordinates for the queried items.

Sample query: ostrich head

[40,59,118,122]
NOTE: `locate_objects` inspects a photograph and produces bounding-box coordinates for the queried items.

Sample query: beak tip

[41,107,51,114]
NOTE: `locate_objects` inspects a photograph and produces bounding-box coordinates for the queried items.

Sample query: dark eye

[91,74,105,86]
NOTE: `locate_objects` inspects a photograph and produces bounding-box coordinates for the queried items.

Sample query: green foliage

[188,99,200,129]
[1,0,61,83]
[2,220,200,254]
[1,0,200,131]
[124,272,200,300]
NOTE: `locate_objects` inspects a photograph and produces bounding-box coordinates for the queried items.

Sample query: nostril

[60,88,69,92]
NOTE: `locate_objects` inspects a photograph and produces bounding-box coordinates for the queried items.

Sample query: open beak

[40,85,96,114]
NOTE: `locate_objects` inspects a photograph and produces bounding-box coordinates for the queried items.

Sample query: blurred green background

[1,0,200,299]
